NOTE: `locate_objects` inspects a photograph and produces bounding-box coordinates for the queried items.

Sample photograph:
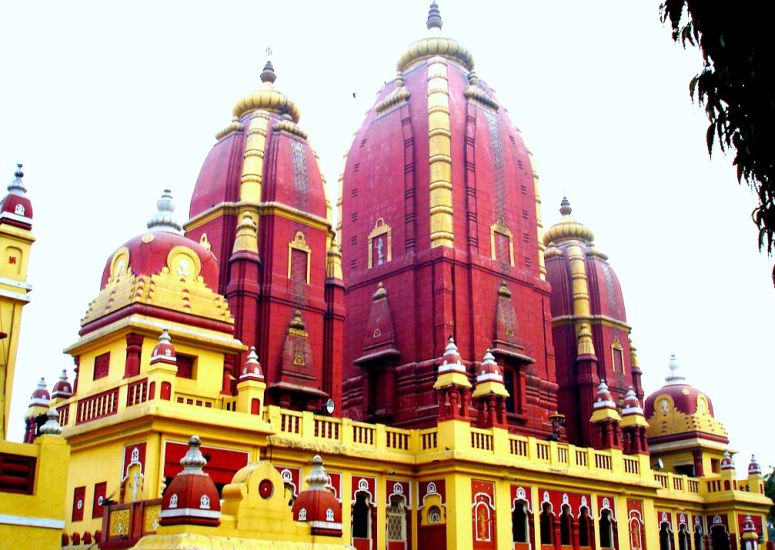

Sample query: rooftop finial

[665,353,686,384]
[426,1,443,30]
[260,59,276,84]
[559,196,572,216]
[147,189,182,233]
[8,163,27,195]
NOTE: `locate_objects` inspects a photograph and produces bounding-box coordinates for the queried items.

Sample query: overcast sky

[1,1,772,472]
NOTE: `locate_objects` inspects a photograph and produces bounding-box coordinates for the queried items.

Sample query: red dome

[51,369,72,399]
[160,436,221,527]
[100,231,219,292]
[291,455,342,536]
[643,355,716,418]
[0,164,33,229]
[29,377,50,407]
[150,329,177,365]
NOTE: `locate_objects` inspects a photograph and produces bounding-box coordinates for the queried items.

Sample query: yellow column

[495,478,512,550]
[238,112,270,243]
[0,220,34,440]
[567,243,592,354]
[427,57,454,248]
[446,472,472,550]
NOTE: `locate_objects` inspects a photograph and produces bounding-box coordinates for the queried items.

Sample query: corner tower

[185,62,342,411]
[0,164,34,439]
[340,3,557,434]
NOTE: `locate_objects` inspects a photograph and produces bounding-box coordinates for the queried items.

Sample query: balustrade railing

[76,388,119,425]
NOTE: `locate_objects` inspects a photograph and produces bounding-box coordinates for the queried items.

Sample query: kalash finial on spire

[559,196,572,216]
[665,353,687,385]
[260,59,276,85]
[8,163,26,195]
[147,189,182,233]
[426,1,443,31]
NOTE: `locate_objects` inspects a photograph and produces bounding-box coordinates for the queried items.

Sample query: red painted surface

[274,465,301,497]
[164,442,248,485]
[472,480,497,549]
[186,111,342,414]
[160,381,171,400]
[123,442,147,477]
[340,58,556,434]
[72,485,86,522]
[92,481,107,519]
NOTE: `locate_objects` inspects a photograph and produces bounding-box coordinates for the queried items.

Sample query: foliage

[766,469,775,529]
[660,1,775,254]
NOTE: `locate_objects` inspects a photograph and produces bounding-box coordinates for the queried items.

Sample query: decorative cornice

[397,37,474,72]
[214,119,244,140]
[376,87,411,114]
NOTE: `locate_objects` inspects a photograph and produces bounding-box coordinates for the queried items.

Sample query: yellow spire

[577,323,595,356]
[232,214,258,254]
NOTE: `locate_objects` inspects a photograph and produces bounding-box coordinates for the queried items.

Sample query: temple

[0,3,771,550]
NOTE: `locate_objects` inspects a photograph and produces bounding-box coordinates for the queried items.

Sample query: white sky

[1,1,772,472]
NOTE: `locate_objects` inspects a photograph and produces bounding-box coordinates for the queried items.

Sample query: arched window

[678,524,691,550]
[579,507,592,547]
[352,492,370,539]
[427,506,442,524]
[386,496,406,544]
[599,509,614,548]
[660,522,673,550]
[560,505,572,546]
[710,525,730,550]
[512,501,529,543]
[693,525,704,550]
[540,502,553,545]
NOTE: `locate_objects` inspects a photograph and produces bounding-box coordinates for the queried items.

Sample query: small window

[93,352,110,380]
[92,481,108,519]
[540,502,553,545]
[560,505,572,546]
[176,354,196,379]
[512,502,529,543]
[386,497,406,542]
[579,507,592,547]
[599,509,614,548]
[352,492,370,539]
[72,486,86,522]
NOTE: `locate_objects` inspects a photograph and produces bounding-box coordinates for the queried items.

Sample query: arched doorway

[560,504,573,547]
[660,522,674,550]
[511,500,531,548]
[352,491,372,550]
[579,507,593,548]
[710,525,730,550]
[678,524,691,550]
[599,509,614,549]
[540,502,554,549]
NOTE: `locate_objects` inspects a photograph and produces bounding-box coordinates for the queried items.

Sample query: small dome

[621,387,644,416]
[644,355,716,418]
[160,436,221,527]
[0,163,33,227]
[150,329,177,365]
[51,369,72,399]
[39,408,62,436]
[100,191,219,291]
[748,454,762,475]
[476,350,503,383]
[239,346,264,381]
[291,455,342,536]
[721,450,735,471]
[592,380,616,411]
[438,336,466,375]
[29,377,50,407]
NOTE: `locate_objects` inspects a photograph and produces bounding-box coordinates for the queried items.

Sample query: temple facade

[0,3,771,550]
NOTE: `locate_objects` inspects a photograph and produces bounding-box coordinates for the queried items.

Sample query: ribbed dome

[644,354,716,418]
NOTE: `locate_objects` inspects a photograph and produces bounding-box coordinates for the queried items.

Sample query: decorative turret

[747,454,764,495]
[150,329,177,366]
[721,450,735,471]
[236,347,267,416]
[573,324,600,447]
[23,378,50,443]
[471,350,509,428]
[0,163,33,230]
[160,436,221,527]
[51,369,73,402]
[748,454,762,475]
[433,337,472,421]
[589,380,622,450]
[291,455,342,536]
[620,387,648,454]
[741,515,760,550]
[240,347,264,381]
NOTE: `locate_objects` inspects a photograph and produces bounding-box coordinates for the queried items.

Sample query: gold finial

[427,1,443,30]
[326,244,343,280]
[232,214,258,254]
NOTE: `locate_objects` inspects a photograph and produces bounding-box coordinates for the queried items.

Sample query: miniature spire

[559,196,572,216]
[8,163,26,195]
[147,189,182,233]
[260,60,277,84]
[748,454,762,475]
[477,350,504,382]
[150,329,177,365]
[426,1,443,30]
[593,379,616,410]
[442,335,462,367]
[39,408,62,436]
[720,449,735,470]
[51,369,73,400]
[621,387,643,415]
[577,323,596,356]
[240,346,264,381]
[665,353,686,384]
[29,377,50,407]
[373,281,387,300]
[232,213,258,253]
[180,435,208,472]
